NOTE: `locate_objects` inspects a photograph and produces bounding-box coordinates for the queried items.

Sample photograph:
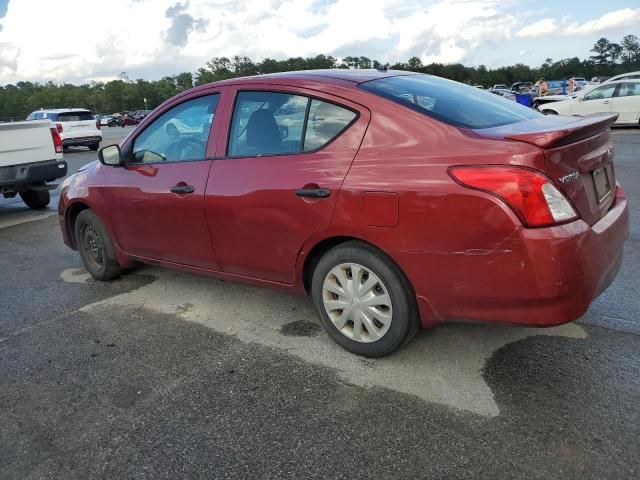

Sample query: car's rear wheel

[75,210,122,281]
[311,241,420,357]
[89,143,99,151]
[19,184,50,209]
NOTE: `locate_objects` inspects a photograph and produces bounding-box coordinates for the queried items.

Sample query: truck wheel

[19,185,50,209]
[75,210,122,281]
[89,143,99,151]
[311,241,420,357]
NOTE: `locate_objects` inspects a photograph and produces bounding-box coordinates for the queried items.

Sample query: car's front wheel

[311,241,420,357]
[75,210,122,281]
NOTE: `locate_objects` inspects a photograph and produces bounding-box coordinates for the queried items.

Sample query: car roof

[597,79,640,84]
[34,108,92,113]
[199,69,416,88]
[607,71,640,82]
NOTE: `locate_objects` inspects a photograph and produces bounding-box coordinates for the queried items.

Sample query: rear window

[57,111,94,122]
[360,74,541,129]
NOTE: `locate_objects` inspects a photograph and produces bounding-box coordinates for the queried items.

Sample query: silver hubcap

[322,263,393,343]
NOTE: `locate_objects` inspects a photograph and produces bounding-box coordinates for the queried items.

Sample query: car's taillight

[55,122,63,133]
[96,120,101,130]
[50,126,63,154]
[448,166,578,227]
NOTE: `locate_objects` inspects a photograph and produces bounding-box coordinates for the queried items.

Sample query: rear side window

[304,100,356,151]
[617,83,639,97]
[228,92,308,157]
[228,91,357,157]
[360,74,540,129]
[57,111,94,122]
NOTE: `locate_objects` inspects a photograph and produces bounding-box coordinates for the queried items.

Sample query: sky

[0,0,638,85]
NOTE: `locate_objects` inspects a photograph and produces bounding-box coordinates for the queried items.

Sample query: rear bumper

[0,160,67,191]
[402,186,630,327]
[62,136,102,146]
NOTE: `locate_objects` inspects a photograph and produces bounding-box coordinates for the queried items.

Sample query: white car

[603,71,640,83]
[539,80,640,125]
[98,115,112,127]
[0,120,66,209]
[26,108,102,150]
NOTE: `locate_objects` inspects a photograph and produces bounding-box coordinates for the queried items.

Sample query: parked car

[488,88,516,101]
[510,82,533,93]
[492,83,508,90]
[98,115,112,126]
[539,79,640,125]
[26,108,102,150]
[120,112,138,127]
[1,120,66,208]
[602,71,640,83]
[58,70,629,357]
[107,114,122,127]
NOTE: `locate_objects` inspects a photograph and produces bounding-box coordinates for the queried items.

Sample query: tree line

[1,34,639,121]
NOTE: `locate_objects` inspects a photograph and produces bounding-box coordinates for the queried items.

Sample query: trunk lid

[57,111,99,138]
[476,113,618,226]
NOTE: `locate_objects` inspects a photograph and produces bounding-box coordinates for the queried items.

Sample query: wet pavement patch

[279,320,322,337]
[481,327,640,478]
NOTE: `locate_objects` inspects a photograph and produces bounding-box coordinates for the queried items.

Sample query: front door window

[132,94,219,163]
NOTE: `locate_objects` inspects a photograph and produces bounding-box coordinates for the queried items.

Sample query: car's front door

[610,82,640,123]
[575,83,618,116]
[205,86,370,283]
[105,90,224,269]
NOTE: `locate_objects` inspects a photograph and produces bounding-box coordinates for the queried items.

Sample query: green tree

[590,37,612,64]
[621,35,640,64]
[609,43,623,64]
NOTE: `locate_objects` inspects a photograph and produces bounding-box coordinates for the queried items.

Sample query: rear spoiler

[477,113,618,149]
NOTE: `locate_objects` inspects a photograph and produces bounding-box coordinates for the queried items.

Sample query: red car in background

[58,70,629,357]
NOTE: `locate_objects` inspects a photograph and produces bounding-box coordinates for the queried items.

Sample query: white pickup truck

[0,120,67,209]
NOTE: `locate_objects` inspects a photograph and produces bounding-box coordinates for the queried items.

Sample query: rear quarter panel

[315,98,553,323]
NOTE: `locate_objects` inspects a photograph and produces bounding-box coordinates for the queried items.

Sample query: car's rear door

[610,82,640,124]
[205,85,370,284]
[104,87,226,269]
[574,84,617,116]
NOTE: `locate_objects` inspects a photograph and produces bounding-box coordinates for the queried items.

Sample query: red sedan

[58,70,629,357]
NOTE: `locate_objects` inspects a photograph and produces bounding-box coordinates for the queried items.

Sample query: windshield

[360,74,541,129]
[57,111,94,122]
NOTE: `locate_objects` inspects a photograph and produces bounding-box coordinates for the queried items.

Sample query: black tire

[74,210,122,281]
[19,185,50,209]
[89,143,99,151]
[311,241,420,357]
[543,109,558,115]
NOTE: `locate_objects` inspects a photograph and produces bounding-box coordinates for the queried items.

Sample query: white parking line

[71,266,587,417]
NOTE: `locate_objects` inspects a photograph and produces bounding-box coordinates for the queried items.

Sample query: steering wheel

[165,137,206,161]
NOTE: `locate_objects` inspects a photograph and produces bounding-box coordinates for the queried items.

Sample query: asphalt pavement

[0,127,638,479]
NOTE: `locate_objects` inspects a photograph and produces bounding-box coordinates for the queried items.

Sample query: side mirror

[98,144,122,166]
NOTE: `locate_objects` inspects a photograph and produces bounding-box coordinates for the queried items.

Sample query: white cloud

[565,8,640,35]
[516,18,558,38]
[516,8,640,38]
[0,0,638,84]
